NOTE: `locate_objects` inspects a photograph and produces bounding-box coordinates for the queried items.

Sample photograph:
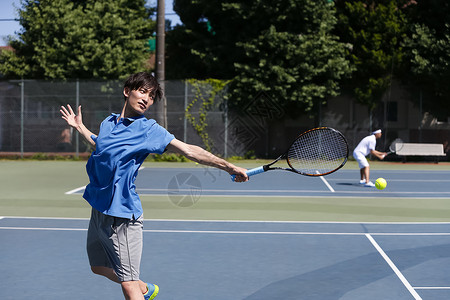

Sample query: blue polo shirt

[83,113,175,219]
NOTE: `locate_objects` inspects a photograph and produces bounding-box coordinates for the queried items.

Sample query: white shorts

[353,151,369,169]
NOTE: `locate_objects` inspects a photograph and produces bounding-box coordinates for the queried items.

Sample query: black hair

[123,72,163,101]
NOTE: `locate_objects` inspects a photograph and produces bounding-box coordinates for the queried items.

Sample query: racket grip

[231,166,265,182]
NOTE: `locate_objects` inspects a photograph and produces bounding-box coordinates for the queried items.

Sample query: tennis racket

[231,127,348,181]
[385,138,404,155]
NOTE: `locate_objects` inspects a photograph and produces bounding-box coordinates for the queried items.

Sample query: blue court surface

[2,166,450,299]
[66,167,450,199]
[1,217,450,299]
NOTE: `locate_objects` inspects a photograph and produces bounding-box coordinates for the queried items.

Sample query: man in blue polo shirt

[60,72,248,300]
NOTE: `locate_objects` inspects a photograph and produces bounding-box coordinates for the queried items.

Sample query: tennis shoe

[144,283,159,300]
[359,180,365,185]
[364,181,375,187]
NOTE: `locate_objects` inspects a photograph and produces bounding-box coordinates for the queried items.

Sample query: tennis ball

[375,178,387,190]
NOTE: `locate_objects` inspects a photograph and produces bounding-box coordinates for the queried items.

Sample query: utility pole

[155,0,167,128]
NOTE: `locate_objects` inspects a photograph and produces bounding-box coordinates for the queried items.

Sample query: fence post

[419,89,423,143]
[183,80,188,142]
[20,79,24,158]
[75,79,80,157]
[224,98,228,158]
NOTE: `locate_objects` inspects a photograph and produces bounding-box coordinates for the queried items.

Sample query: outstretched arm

[371,149,387,160]
[166,138,249,182]
[60,105,96,149]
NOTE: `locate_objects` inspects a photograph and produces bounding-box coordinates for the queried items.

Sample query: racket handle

[231,166,265,182]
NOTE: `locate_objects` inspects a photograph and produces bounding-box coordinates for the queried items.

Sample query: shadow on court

[336,182,362,187]
[243,243,450,300]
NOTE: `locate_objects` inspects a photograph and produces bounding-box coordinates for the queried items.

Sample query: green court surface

[1,160,450,222]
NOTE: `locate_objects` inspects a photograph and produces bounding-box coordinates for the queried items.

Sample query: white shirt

[354,134,376,156]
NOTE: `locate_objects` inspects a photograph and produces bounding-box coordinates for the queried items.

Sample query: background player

[353,129,386,187]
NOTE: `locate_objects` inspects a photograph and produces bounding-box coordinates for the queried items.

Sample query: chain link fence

[0,79,449,160]
[0,79,247,157]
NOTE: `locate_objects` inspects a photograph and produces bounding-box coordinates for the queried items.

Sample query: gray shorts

[86,208,143,282]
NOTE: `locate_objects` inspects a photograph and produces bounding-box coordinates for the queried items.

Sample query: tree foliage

[168,0,247,79]
[169,0,353,117]
[403,0,450,119]
[0,0,155,79]
[334,0,408,111]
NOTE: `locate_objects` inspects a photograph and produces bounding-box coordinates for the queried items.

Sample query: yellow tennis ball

[375,178,387,190]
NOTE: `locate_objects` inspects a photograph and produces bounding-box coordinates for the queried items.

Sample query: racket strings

[287,129,348,175]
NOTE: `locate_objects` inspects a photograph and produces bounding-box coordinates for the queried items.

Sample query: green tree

[403,0,450,119]
[0,0,155,79]
[334,0,408,111]
[168,0,241,79]
[169,0,352,118]
[229,3,352,116]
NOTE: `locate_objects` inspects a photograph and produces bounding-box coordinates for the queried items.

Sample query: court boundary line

[317,174,335,192]
[142,167,450,173]
[329,179,450,182]
[0,216,89,220]
[64,189,450,199]
[414,287,450,290]
[64,193,450,200]
[129,188,450,195]
[65,186,86,195]
[3,216,450,224]
[2,226,450,237]
[142,194,450,200]
[64,183,450,198]
[144,219,450,224]
[366,234,422,300]
[0,227,87,231]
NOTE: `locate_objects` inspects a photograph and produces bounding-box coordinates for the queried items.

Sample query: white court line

[1,216,89,220]
[2,226,450,237]
[414,287,450,290]
[6,216,450,225]
[66,187,328,194]
[144,231,450,236]
[0,227,365,235]
[65,186,450,196]
[144,219,450,225]
[136,188,450,195]
[0,227,87,231]
[316,171,335,192]
[65,186,86,195]
[366,234,422,300]
[66,192,450,200]
[327,178,450,182]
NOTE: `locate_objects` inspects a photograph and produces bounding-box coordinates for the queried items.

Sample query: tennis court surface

[1,161,450,299]
[2,217,450,299]
[68,167,450,199]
